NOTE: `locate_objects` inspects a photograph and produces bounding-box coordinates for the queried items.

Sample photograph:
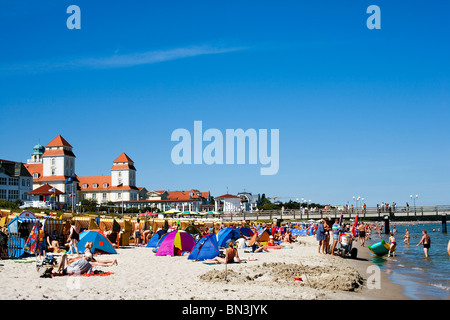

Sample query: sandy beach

[0,235,408,300]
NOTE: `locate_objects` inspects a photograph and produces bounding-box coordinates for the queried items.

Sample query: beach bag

[42,254,57,266]
[39,267,54,278]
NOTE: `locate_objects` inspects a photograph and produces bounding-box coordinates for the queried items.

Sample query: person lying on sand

[54,252,93,276]
[204,241,257,264]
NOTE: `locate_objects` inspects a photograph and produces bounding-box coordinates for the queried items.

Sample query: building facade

[23,135,141,210]
[77,153,140,204]
[0,159,33,202]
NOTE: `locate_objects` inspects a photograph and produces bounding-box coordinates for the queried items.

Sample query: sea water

[367,222,450,300]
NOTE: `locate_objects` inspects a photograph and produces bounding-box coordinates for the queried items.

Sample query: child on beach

[83,241,118,266]
[388,232,396,257]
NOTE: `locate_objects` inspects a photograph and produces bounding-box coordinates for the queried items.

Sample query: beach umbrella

[164,209,181,214]
[206,211,221,215]
[181,211,199,216]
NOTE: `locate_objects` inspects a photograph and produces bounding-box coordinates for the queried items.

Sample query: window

[51,168,55,175]
[8,190,19,201]
[82,184,88,189]
[118,192,122,199]
[27,179,31,187]
[92,193,97,200]
[102,193,107,201]
[103,183,108,188]
[9,177,18,186]
[93,184,98,188]
[33,173,39,179]
[0,177,7,185]
[0,189,6,200]
[51,158,55,165]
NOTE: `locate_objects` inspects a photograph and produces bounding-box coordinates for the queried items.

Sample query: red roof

[24,163,43,179]
[42,149,76,157]
[29,183,64,195]
[113,152,134,163]
[111,164,136,171]
[46,135,72,148]
[216,194,240,199]
[77,175,139,191]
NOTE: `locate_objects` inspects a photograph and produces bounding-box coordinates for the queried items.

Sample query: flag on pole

[117,183,123,189]
[65,177,73,184]
[49,187,55,192]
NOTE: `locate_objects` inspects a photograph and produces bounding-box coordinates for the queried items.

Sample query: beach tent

[217,227,240,248]
[184,224,202,237]
[155,230,196,256]
[239,227,254,237]
[248,229,271,246]
[71,230,117,254]
[146,229,167,248]
[257,228,271,241]
[188,233,220,261]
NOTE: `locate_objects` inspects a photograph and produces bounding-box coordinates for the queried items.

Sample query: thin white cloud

[0,44,244,75]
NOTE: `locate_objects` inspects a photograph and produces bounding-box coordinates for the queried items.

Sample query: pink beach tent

[155,230,196,256]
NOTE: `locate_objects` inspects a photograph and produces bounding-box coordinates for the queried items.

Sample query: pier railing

[221,205,450,221]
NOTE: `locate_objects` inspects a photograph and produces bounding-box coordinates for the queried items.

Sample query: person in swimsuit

[388,231,396,257]
[204,241,257,264]
[403,228,410,246]
[358,222,366,247]
[134,219,142,246]
[67,220,80,255]
[417,230,431,258]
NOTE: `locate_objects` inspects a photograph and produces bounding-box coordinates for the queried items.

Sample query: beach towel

[24,224,40,255]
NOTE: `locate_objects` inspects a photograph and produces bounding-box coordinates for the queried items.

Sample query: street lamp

[410,194,418,214]
[357,196,361,214]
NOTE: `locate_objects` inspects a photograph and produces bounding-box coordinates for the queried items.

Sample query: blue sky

[1,0,449,206]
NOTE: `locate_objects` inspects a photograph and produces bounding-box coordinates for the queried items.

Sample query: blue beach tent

[71,230,117,254]
[146,229,168,248]
[239,227,254,237]
[217,227,240,248]
[188,233,220,261]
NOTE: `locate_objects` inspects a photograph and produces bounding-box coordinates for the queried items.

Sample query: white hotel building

[23,135,141,208]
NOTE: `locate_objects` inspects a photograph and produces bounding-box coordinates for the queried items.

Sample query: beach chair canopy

[217,227,240,248]
[155,230,196,256]
[184,224,202,236]
[188,233,220,261]
[73,229,117,254]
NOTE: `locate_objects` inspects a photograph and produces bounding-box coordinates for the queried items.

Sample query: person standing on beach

[316,220,326,254]
[134,218,142,246]
[417,230,431,258]
[67,220,80,255]
[403,228,410,246]
[330,219,340,256]
[358,222,366,247]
